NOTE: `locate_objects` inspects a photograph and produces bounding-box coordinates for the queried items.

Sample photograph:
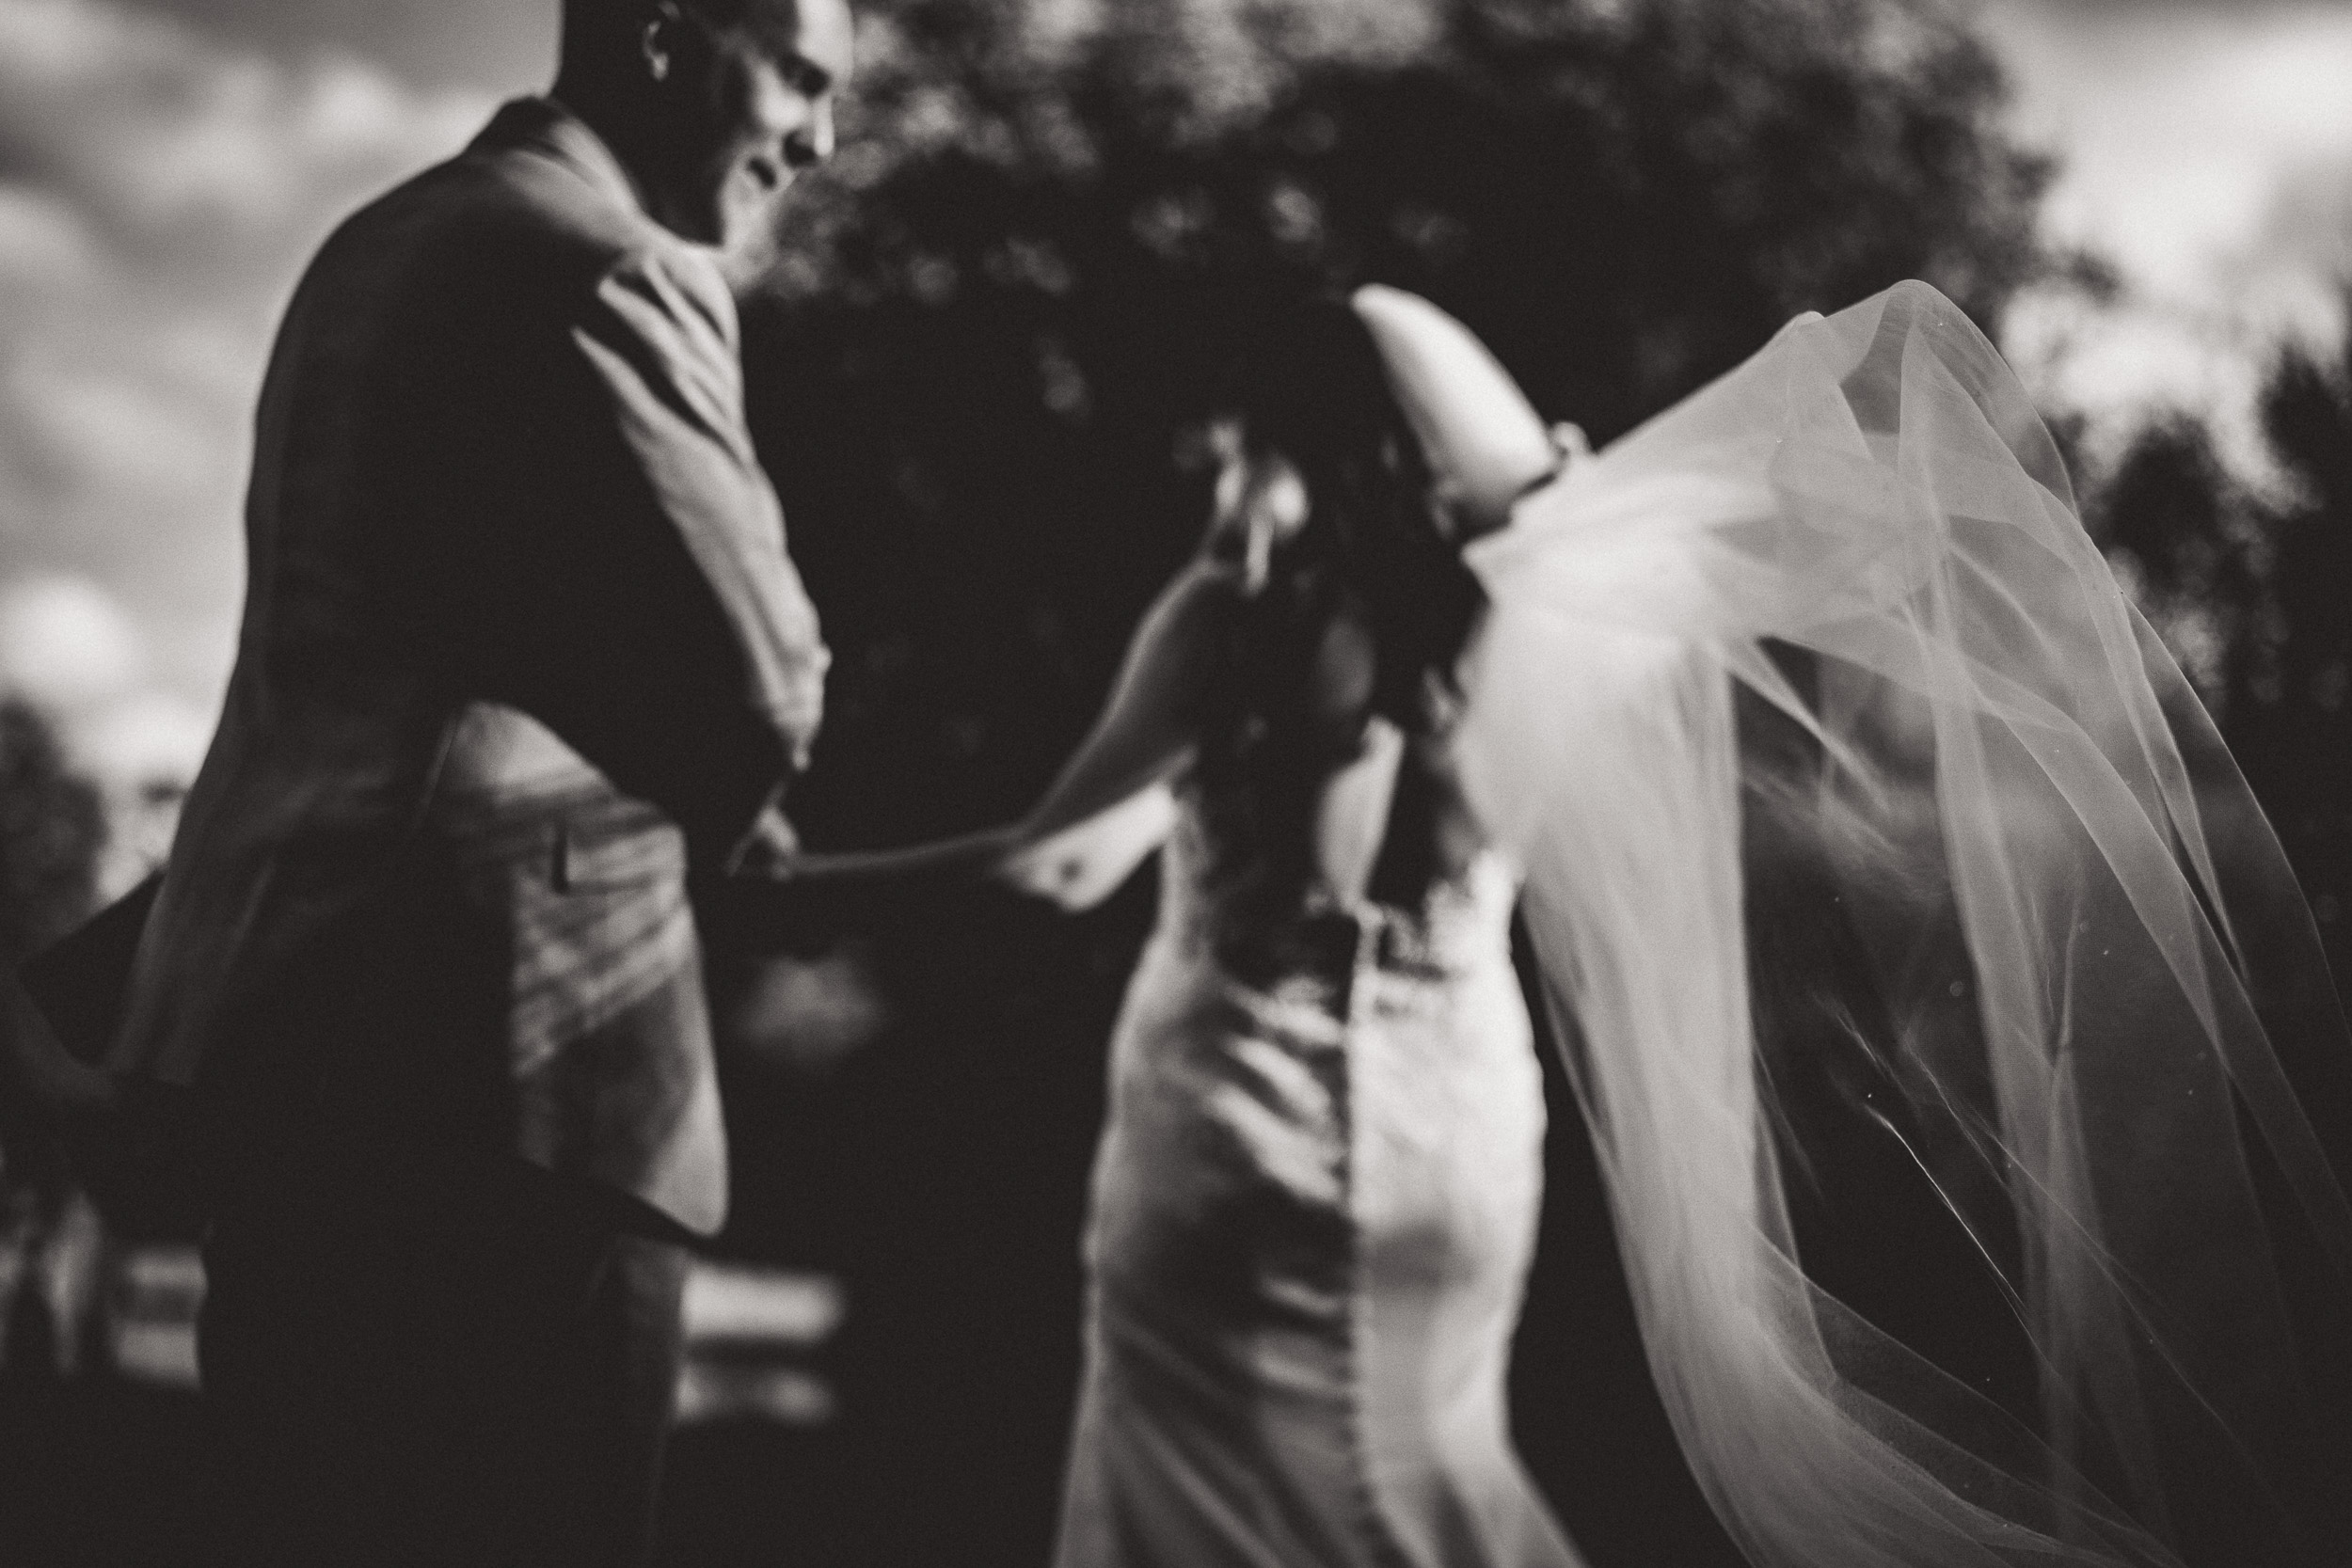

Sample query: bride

[791,281,2352,1566]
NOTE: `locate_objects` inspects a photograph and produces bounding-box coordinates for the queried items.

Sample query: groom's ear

[639,1,691,85]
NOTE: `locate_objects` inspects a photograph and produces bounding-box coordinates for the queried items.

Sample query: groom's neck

[548,71,663,202]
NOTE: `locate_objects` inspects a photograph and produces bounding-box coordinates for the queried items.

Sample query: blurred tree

[2088,415,2273,717]
[1,697,104,1195]
[0,701,102,969]
[2232,302,2352,951]
[0,698,104,1386]
[2075,293,2352,958]
[753,0,2057,851]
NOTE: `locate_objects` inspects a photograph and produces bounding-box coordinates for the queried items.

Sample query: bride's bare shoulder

[1140,556,1249,640]
[1174,554,1251,600]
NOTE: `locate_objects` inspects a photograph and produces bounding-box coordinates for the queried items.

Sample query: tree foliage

[0,702,100,967]
[2070,294,2352,913]
[1,699,102,1210]
[2233,310,2352,932]
[747,0,2056,847]
[2088,416,2273,713]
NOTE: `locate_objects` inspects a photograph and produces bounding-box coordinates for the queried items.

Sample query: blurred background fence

[5,0,2351,1563]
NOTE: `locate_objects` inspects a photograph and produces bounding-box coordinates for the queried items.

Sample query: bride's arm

[998,778,1181,911]
[778,561,1235,908]
[775,824,1025,883]
[1014,560,1232,841]
[986,558,1236,909]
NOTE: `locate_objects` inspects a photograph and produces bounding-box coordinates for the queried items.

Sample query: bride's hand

[760,849,871,882]
[996,785,1178,911]
[763,826,1026,886]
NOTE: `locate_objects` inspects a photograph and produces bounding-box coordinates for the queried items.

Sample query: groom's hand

[724,798,803,880]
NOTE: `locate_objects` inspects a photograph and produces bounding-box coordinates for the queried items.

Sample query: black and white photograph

[2,1,2349,1564]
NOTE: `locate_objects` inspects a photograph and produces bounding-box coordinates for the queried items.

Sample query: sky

[1,0,2349,782]
[0,0,509,769]
[1979,0,2352,470]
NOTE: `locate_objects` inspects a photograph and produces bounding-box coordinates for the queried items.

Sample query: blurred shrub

[2233,304,2352,934]
[0,701,101,968]
[1,698,103,1200]
[2089,415,2273,714]
[2047,284,2352,1010]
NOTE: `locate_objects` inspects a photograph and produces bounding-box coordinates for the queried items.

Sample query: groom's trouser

[196,1143,690,1568]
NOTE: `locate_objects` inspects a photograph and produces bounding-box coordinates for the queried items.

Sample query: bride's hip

[1106,934,1534,1093]
[1081,948,1546,1288]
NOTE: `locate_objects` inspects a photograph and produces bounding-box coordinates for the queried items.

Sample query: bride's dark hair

[1209,296,1487,734]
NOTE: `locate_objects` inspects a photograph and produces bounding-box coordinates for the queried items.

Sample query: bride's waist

[1150,896,1508,993]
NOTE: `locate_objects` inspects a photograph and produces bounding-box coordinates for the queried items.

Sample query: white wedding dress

[1053,761,1579,1568]
[1052,281,2351,1567]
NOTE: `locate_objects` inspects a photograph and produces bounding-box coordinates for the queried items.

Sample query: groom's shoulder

[308,105,695,339]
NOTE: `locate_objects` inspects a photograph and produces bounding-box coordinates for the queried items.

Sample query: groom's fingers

[723,797,803,879]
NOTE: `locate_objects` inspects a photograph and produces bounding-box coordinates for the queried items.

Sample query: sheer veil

[1417,280,2352,1564]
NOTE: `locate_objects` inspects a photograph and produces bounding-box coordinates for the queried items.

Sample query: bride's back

[1183,294,1498,930]
[1187,564,1489,922]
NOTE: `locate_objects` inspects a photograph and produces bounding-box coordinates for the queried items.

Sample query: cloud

[0,570,219,896]
[1977,0,2352,482]
[74,684,215,895]
[125,0,552,99]
[0,574,148,715]
[0,185,100,285]
[0,0,485,267]
[2221,151,2352,345]
[2002,287,2277,476]
[0,0,493,704]
[1980,1,2352,321]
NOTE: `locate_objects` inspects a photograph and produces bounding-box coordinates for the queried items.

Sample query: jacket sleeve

[470,241,829,860]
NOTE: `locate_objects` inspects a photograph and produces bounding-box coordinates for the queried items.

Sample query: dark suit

[116,99,827,1564]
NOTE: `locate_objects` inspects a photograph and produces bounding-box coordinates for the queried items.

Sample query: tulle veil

[1444,280,2352,1564]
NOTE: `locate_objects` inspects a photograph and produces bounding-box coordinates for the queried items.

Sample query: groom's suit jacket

[108,99,828,1235]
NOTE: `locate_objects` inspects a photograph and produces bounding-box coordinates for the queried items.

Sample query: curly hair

[1208,295,1487,735]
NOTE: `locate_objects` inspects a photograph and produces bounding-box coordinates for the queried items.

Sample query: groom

[97,1,852,1563]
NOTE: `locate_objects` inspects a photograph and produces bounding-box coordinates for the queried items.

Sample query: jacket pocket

[553,812,687,893]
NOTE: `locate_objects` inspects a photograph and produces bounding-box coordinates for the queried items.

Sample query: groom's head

[556,0,854,259]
